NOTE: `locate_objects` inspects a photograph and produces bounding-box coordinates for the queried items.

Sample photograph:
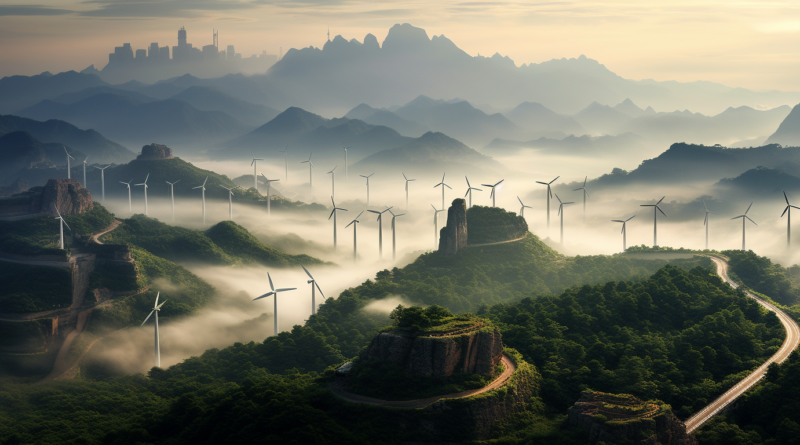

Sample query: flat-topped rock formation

[137,143,173,160]
[29,179,93,216]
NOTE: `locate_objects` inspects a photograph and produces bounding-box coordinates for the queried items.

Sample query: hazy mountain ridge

[766,103,800,146]
[0,131,86,178]
[169,86,280,127]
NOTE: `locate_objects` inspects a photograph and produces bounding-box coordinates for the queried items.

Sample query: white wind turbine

[431,204,445,248]
[360,173,374,205]
[482,179,504,207]
[301,153,314,188]
[120,180,133,212]
[612,216,635,251]
[536,176,559,227]
[387,208,405,260]
[367,207,392,258]
[573,176,590,220]
[279,148,288,182]
[166,180,180,221]
[220,185,235,221]
[340,144,351,183]
[193,176,208,224]
[640,196,666,247]
[702,200,719,250]
[94,165,110,202]
[328,166,337,200]
[555,193,574,244]
[135,174,149,216]
[64,146,75,179]
[464,177,482,208]
[434,173,452,210]
[517,196,532,218]
[82,155,89,187]
[403,173,416,210]
[251,153,263,192]
[345,211,364,260]
[301,265,325,315]
[54,204,70,249]
[141,292,167,368]
[253,273,297,336]
[329,197,348,248]
[781,191,800,248]
[731,202,757,251]
[260,173,280,215]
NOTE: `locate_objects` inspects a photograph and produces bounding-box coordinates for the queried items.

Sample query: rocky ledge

[137,143,173,160]
[29,179,93,216]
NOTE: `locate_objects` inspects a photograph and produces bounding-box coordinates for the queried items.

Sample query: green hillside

[0,262,72,313]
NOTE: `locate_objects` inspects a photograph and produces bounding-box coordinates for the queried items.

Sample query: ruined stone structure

[137,143,174,160]
[360,326,503,378]
[29,179,93,216]
[438,198,467,255]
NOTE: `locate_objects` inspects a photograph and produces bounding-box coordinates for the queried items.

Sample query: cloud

[80,0,257,18]
[0,5,73,16]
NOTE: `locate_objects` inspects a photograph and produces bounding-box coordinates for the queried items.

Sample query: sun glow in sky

[2,0,800,90]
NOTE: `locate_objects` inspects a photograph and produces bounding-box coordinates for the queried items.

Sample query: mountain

[0,114,133,164]
[52,86,157,105]
[505,102,585,137]
[612,98,653,118]
[484,133,644,156]
[765,103,800,146]
[573,102,630,134]
[117,73,284,107]
[345,103,429,137]
[0,131,86,178]
[352,131,503,175]
[0,70,108,114]
[169,86,280,127]
[716,166,800,196]
[17,93,253,151]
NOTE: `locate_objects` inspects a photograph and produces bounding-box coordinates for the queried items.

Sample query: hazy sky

[2,0,800,91]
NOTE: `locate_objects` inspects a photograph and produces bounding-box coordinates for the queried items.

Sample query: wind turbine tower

[95,165,110,202]
[702,200,719,250]
[260,173,280,215]
[573,176,590,220]
[166,180,180,221]
[141,292,167,368]
[220,185,235,220]
[345,211,364,260]
[54,204,70,249]
[328,166,337,200]
[193,177,208,224]
[120,180,133,212]
[640,196,666,246]
[301,265,325,315]
[434,173,452,210]
[403,173,415,210]
[367,207,392,258]
[517,196,532,217]
[360,173,374,205]
[64,147,75,179]
[135,174,149,216]
[301,153,314,188]
[536,176,559,227]
[464,177,482,208]
[329,197,348,248]
[782,192,799,247]
[555,194,574,244]
[251,153,263,192]
[387,208,405,260]
[253,273,297,335]
[340,144,351,182]
[431,204,445,247]
[612,216,635,251]
[731,202,757,251]
[82,156,89,187]
[482,179,504,207]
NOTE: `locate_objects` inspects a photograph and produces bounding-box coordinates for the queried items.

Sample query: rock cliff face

[568,390,698,445]
[361,327,503,378]
[438,198,467,255]
[137,143,173,160]
[29,179,93,216]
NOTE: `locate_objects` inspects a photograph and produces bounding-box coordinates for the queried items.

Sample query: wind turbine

[54,204,70,249]
[301,265,325,315]
[367,207,392,258]
[360,173,374,205]
[434,173,452,210]
[482,179,504,207]
[517,196,532,217]
[260,173,280,215]
[329,197,348,248]
[731,202,757,251]
[328,166,337,200]
[403,173,416,210]
[135,174,149,216]
[251,153,263,192]
[431,204,445,247]
[94,165,110,202]
[536,176,559,227]
[253,273,297,336]
[345,211,364,260]
[120,180,133,212]
[640,196,666,247]
[464,177,482,208]
[573,176,590,220]
[781,192,800,247]
[82,155,89,187]
[555,194,574,244]
[64,146,75,179]
[166,180,180,221]
[612,216,635,251]
[301,153,313,188]
[193,176,208,224]
[279,148,288,182]
[220,185,235,221]
[340,144,351,183]
[387,208,405,260]
[702,200,719,250]
[141,292,167,368]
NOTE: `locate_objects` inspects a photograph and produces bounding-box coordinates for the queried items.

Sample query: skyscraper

[178,27,187,47]
[148,43,159,59]
[227,45,235,61]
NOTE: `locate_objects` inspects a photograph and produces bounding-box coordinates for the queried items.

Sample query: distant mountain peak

[383,23,431,50]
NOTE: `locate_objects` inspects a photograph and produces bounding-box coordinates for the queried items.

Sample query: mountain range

[0,131,85,179]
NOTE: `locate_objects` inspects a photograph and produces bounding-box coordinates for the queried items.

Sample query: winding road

[684,256,800,433]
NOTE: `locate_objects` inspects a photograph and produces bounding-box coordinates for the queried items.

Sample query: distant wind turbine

[301,153,314,188]
[360,173,374,205]
[387,207,405,260]
[301,265,325,315]
[328,166,337,200]
[482,179,504,207]
[555,194,574,244]
[702,200,719,250]
[367,207,392,258]
[193,176,208,224]
[166,180,180,221]
[536,176,559,227]
[120,180,133,212]
[464,176,482,208]
[260,173,280,215]
[135,174,149,216]
[253,273,297,336]
[329,197,348,248]
[220,185,235,221]
[251,153,263,192]
[141,292,167,368]
[782,192,799,247]
[434,173,452,210]
[345,211,364,260]
[573,176,590,220]
[54,204,70,249]
[64,146,75,179]
[731,202,757,251]
[640,196,667,246]
[403,173,415,210]
[94,165,110,202]
[82,155,89,187]
[517,196,532,218]
[431,204,445,248]
[340,144,351,183]
[612,216,635,251]
[279,148,288,182]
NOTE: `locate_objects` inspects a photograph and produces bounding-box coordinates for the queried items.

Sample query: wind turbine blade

[626,215,636,222]
[481,184,493,187]
[656,196,665,205]
[549,176,559,184]
[329,209,335,220]
[54,204,62,219]
[301,265,314,280]
[746,216,757,226]
[154,291,160,308]
[583,176,587,187]
[156,299,168,310]
[141,310,155,326]
[253,292,275,301]
[745,202,753,215]
[657,206,667,217]
[731,215,743,220]
[465,176,471,187]
[267,272,274,291]
[495,179,504,186]
[445,184,452,189]
[431,204,436,211]
[612,220,624,223]
[403,173,408,180]
[203,176,208,186]
[464,189,470,197]
[704,214,708,225]
[792,206,800,210]
[535,181,547,185]
[782,206,790,217]
[785,191,790,205]
[517,196,523,205]
[276,288,297,292]
[555,193,562,204]
[367,210,380,214]
[355,210,364,220]
[703,199,709,212]
[315,282,325,299]
[61,219,71,231]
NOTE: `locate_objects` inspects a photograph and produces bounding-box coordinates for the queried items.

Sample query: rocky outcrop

[29,179,93,216]
[137,143,173,160]
[438,198,467,255]
[361,327,503,378]
[568,390,698,445]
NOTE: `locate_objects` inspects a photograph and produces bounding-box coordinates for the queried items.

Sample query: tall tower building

[227,45,235,61]
[148,43,159,59]
[178,27,187,47]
